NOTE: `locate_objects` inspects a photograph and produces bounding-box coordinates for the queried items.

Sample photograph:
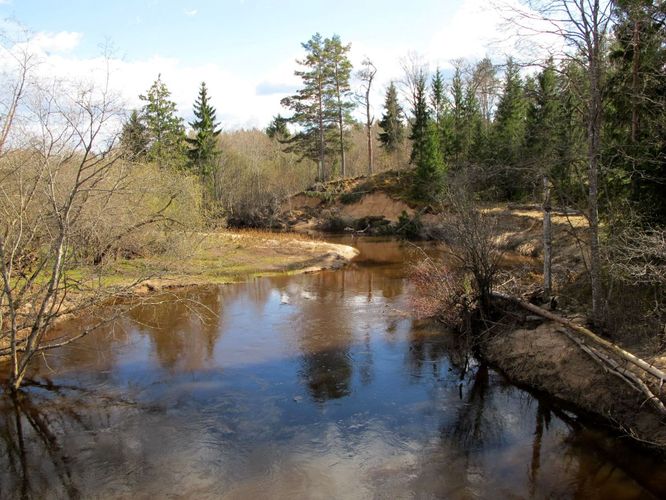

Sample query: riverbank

[97,229,359,293]
[0,230,358,355]
[480,320,666,451]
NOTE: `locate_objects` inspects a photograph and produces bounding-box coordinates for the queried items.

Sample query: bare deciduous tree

[356,57,376,175]
[0,43,198,391]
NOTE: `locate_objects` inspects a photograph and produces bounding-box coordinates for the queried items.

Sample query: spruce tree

[413,122,445,201]
[140,75,186,169]
[266,114,291,141]
[492,58,527,197]
[120,109,149,161]
[606,0,666,221]
[378,82,404,153]
[449,65,466,163]
[187,81,221,177]
[430,67,448,155]
[409,72,430,166]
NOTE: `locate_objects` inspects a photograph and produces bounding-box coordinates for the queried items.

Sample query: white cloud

[30,31,83,54]
[184,9,198,17]
[0,0,567,134]
[428,0,565,67]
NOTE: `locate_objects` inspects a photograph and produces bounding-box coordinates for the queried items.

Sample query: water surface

[1,237,665,499]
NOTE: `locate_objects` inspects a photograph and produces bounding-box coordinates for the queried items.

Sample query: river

[1,237,665,499]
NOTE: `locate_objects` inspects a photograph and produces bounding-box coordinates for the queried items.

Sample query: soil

[481,321,666,449]
[338,192,414,222]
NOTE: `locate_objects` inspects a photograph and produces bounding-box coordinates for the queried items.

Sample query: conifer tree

[525,60,561,299]
[120,109,149,161]
[140,75,186,169]
[607,0,666,221]
[266,114,291,141]
[492,58,527,197]
[378,82,404,153]
[409,72,430,166]
[449,64,466,163]
[430,67,449,154]
[414,122,445,201]
[281,33,354,181]
[325,35,355,177]
[187,81,221,177]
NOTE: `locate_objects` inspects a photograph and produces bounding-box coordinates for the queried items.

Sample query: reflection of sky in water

[0,238,664,499]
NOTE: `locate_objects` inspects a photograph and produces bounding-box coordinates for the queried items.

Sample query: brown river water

[1,237,665,499]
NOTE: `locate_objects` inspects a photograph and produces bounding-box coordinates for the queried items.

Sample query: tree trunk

[336,73,346,178]
[588,47,604,325]
[318,75,325,181]
[366,86,373,175]
[542,174,552,300]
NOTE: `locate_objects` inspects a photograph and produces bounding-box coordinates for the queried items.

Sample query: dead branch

[556,326,666,417]
[491,291,666,384]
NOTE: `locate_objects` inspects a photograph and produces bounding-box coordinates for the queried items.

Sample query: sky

[0,0,539,130]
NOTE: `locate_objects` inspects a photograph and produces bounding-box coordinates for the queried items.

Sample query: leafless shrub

[605,227,666,286]
[411,258,472,329]
[443,187,505,313]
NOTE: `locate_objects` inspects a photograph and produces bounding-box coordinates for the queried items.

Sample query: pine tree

[140,75,186,169]
[449,64,466,163]
[187,81,221,177]
[324,35,355,177]
[120,109,149,161]
[378,82,404,153]
[409,72,430,166]
[281,33,338,181]
[525,60,561,299]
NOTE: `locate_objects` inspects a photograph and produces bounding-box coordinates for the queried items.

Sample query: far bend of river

[1,237,665,499]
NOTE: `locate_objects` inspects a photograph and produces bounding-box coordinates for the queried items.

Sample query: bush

[339,191,364,204]
[395,210,423,240]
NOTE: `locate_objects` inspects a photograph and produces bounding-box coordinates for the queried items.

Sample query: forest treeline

[118,0,663,225]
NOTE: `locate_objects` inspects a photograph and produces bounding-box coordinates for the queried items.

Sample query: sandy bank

[481,321,666,450]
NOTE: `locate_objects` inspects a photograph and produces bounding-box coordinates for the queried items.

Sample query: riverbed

[1,237,664,499]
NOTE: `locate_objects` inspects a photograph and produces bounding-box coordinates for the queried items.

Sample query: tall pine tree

[492,58,527,198]
[324,35,355,177]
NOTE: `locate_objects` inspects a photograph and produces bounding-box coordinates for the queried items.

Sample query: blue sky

[0,0,526,128]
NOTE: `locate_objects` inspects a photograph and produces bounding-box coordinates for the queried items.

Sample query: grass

[66,229,346,291]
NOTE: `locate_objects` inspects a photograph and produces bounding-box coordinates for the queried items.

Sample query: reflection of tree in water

[294,272,355,403]
[444,364,504,454]
[0,383,137,499]
[405,322,458,382]
[528,400,552,498]
[300,348,352,402]
[127,287,222,371]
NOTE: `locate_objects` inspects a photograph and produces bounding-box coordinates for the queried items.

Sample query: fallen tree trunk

[490,291,666,384]
[556,326,666,417]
